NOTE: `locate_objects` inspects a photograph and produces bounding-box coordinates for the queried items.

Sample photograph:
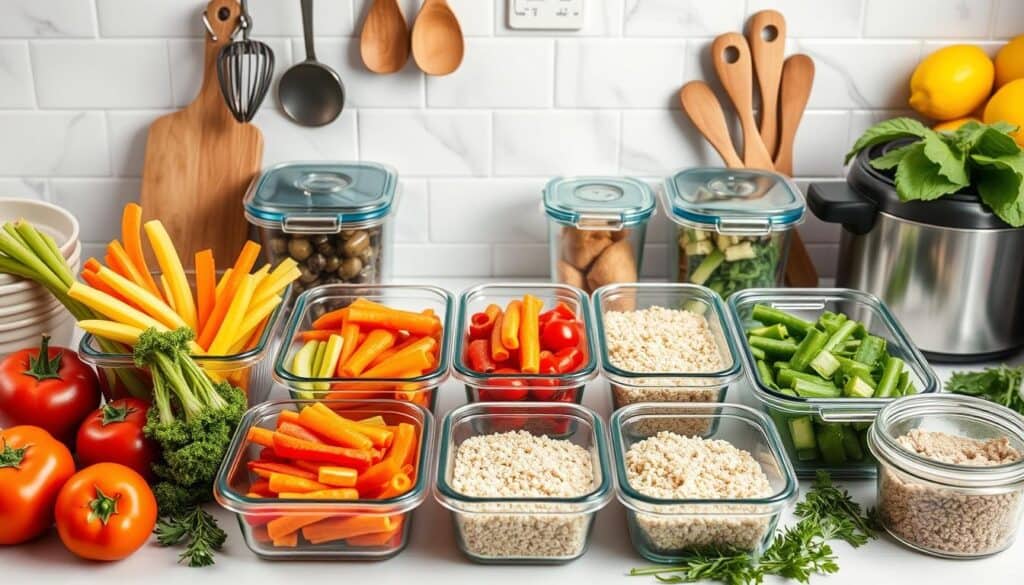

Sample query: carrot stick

[84,257,102,273]
[247,427,275,448]
[387,423,418,468]
[318,466,358,488]
[299,330,337,342]
[302,515,399,545]
[298,405,374,450]
[197,240,260,349]
[272,432,374,470]
[519,294,543,374]
[94,266,186,330]
[228,295,282,350]
[80,269,136,308]
[277,421,323,444]
[249,479,274,498]
[312,307,349,331]
[366,334,418,369]
[248,461,318,481]
[121,203,162,299]
[501,300,522,350]
[267,514,328,542]
[215,268,233,298]
[345,517,405,547]
[358,415,386,427]
[341,329,397,377]
[360,348,432,379]
[377,472,413,499]
[345,306,441,336]
[195,249,216,333]
[278,488,359,500]
[207,274,256,354]
[307,406,394,449]
[105,240,150,291]
[490,313,510,362]
[336,322,360,370]
[268,472,331,494]
[277,410,301,425]
[272,531,299,548]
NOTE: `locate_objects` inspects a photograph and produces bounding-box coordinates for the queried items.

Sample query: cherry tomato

[529,355,563,400]
[478,368,529,401]
[0,336,101,445]
[541,320,581,352]
[76,399,159,480]
[554,347,585,373]
[0,425,75,544]
[55,462,157,561]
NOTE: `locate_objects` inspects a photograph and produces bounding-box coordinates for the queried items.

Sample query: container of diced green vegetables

[727,288,939,478]
[662,168,804,298]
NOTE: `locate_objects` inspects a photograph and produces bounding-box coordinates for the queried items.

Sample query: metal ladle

[278,0,345,126]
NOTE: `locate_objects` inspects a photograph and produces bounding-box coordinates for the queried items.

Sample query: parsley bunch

[947,365,1024,415]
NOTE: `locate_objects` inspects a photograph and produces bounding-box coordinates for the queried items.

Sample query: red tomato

[76,399,159,480]
[478,368,529,401]
[554,347,585,373]
[55,462,157,561]
[0,425,75,544]
[529,355,562,400]
[0,336,101,445]
[541,320,581,352]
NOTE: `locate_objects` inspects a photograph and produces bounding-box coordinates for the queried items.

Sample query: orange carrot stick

[267,515,328,542]
[341,329,397,377]
[268,472,331,494]
[272,531,299,548]
[248,461,318,481]
[360,348,432,379]
[84,257,102,273]
[197,240,260,350]
[490,313,510,362]
[377,472,413,499]
[355,460,400,494]
[299,330,337,342]
[298,405,374,450]
[80,269,136,308]
[302,515,399,545]
[277,421,323,444]
[345,306,441,336]
[121,203,163,299]
[519,294,543,374]
[195,249,216,333]
[247,427,275,448]
[318,466,358,488]
[106,240,150,290]
[336,322,360,370]
[277,488,359,500]
[312,307,349,330]
[277,410,301,425]
[501,300,522,350]
[387,423,418,468]
[366,334,419,369]
[309,403,393,447]
[345,518,405,547]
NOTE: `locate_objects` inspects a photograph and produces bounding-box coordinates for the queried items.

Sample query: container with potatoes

[244,161,398,296]
[662,168,804,299]
[543,177,655,294]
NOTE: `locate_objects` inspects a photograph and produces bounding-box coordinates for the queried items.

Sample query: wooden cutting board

[140,0,262,268]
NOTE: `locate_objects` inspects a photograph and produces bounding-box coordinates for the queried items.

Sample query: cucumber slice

[841,425,865,461]
[789,417,817,452]
[793,378,842,398]
[689,248,725,284]
[816,424,848,465]
[685,240,714,256]
[809,350,840,378]
[843,375,876,398]
[724,241,755,261]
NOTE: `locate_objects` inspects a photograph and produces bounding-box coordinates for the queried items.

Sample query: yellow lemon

[995,35,1024,88]
[933,117,979,132]
[983,79,1024,146]
[910,45,994,121]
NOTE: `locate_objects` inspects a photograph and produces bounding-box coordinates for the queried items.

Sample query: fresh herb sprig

[155,507,228,568]
[629,471,876,585]
[947,365,1024,415]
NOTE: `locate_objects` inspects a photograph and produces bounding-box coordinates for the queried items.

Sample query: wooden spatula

[747,10,787,157]
[140,0,263,267]
[775,54,816,176]
[711,32,775,171]
[679,81,744,169]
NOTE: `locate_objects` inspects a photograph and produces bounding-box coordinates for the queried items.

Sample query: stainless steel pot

[809,142,1024,362]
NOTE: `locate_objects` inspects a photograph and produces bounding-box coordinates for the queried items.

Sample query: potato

[560,227,613,270]
[586,238,637,293]
[557,260,587,290]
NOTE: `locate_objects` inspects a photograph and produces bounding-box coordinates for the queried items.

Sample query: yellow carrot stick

[227,295,283,350]
[144,220,197,329]
[251,263,271,290]
[215,268,234,297]
[501,300,522,350]
[77,320,146,346]
[254,258,299,297]
[208,274,257,355]
[160,275,176,312]
[94,266,187,330]
[252,265,301,307]
[519,294,543,373]
[69,282,169,332]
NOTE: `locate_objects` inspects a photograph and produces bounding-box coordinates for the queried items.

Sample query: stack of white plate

[0,199,81,355]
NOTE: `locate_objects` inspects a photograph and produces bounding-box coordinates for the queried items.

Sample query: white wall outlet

[508,0,584,30]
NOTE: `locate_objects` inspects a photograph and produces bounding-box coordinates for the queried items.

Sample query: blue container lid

[244,161,397,233]
[663,168,804,233]
[543,177,655,229]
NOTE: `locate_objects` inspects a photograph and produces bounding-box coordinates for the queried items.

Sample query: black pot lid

[850,140,1015,230]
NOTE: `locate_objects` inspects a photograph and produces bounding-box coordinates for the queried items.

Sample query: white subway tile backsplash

[255,108,358,164]
[494,110,619,176]
[359,110,491,176]
[394,180,429,243]
[796,40,922,109]
[49,178,139,241]
[640,243,668,278]
[30,41,172,108]
[169,38,292,108]
[0,42,35,108]
[619,109,719,176]
[427,39,553,108]
[746,0,864,38]
[993,0,1024,39]
[394,244,491,276]
[96,0,201,38]
[106,110,170,177]
[556,39,686,108]
[864,0,994,39]
[623,0,745,37]
[249,0,354,37]
[792,111,851,177]
[0,178,46,200]
[298,38,423,108]
[446,0,495,37]
[493,244,548,277]
[429,178,548,243]
[0,112,109,176]
[0,0,96,38]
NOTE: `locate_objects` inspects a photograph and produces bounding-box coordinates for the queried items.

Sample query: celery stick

[689,248,724,285]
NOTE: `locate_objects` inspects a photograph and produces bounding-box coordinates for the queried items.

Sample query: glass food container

[543,176,655,294]
[434,402,612,564]
[244,161,399,295]
[868,394,1024,559]
[593,283,743,416]
[728,288,940,478]
[78,274,290,405]
[611,403,797,564]
[663,168,805,298]
[273,284,454,412]
[214,399,433,560]
[452,283,598,404]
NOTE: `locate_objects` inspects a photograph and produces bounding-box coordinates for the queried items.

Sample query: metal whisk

[216,0,275,123]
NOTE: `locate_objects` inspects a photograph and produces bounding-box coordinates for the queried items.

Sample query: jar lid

[663,168,805,233]
[244,161,397,233]
[543,177,655,229]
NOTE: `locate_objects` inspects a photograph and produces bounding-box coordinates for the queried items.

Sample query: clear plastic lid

[543,176,655,229]
[244,161,398,233]
[663,168,804,233]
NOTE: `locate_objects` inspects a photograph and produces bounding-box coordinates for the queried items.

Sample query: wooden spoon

[711,32,775,171]
[411,0,464,76]
[747,10,787,157]
[679,81,744,168]
[775,54,815,176]
[361,0,410,74]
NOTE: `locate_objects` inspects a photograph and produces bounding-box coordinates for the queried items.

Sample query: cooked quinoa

[449,431,597,560]
[624,431,775,554]
[879,429,1024,556]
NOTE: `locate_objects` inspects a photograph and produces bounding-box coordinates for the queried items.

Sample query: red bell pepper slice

[469,304,502,340]
[466,338,497,373]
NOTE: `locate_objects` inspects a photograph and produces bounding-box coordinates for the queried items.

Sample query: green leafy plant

[155,507,228,568]
[629,471,877,585]
[846,118,1024,227]
[947,365,1024,415]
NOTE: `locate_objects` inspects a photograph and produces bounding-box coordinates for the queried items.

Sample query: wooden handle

[711,33,775,171]
[775,54,815,177]
[199,0,241,105]
[679,81,743,168]
[747,10,787,158]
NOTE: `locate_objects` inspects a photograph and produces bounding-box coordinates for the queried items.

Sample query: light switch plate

[508,0,584,30]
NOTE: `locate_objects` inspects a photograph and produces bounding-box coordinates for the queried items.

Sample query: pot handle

[807,182,877,235]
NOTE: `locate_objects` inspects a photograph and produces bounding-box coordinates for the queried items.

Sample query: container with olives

[244,162,398,295]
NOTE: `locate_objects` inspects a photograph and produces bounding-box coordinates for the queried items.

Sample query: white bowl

[0,198,81,286]
[0,312,74,357]
[0,303,72,343]
[0,294,61,320]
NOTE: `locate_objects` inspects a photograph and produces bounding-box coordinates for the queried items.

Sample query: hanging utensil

[711,32,775,170]
[679,81,744,168]
[747,9,787,157]
[279,0,345,126]
[216,0,275,123]
[411,0,464,76]
[361,0,410,74]
[775,54,816,176]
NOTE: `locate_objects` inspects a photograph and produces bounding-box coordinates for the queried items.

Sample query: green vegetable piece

[777,368,831,389]
[750,345,766,361]
[291,339,319,398]
[796,448,820,462]
[748,335,798,359]
[724,241,756,261]
[818,311,847,335]
[874,356,905,398]
[685,240,714,256]
[897,370,910,396]
[852,421,872,432]
[756,360,776,388]
[773,360,791,371]
[822,320,859,353]
[751,304,812,338]
[794,378,842,398]
[789,328,828,372]
[841,425,865,461]
[843,376,876,399]
[748,323,789,340]
[689,248,724,285]
[789,417,817,452]
[815,424,848,465]
[810,350,841,379]
[852,335,886,367]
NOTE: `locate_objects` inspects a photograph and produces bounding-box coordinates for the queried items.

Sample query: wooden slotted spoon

[747,9,787,157]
